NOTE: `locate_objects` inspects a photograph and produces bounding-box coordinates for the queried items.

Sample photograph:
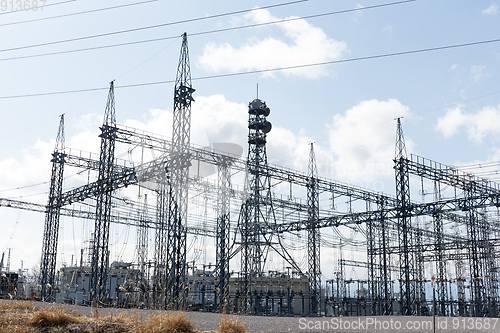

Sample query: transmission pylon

[90,81,117,305]
[307,142,321,316]
[168,32,195,308]
[394,117,415,315]
[40,114,65,301]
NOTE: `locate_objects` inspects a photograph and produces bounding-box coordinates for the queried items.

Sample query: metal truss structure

[169,32,194,308]
[1,36,500,318]
[307,143,320,316]
[39,114,65,301]
[90,81,117,305]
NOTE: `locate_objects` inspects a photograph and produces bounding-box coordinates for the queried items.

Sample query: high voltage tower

[1,33,500,317]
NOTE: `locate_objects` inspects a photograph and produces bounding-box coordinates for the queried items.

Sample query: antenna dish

[250,99,263,109]
[262,121,272,134]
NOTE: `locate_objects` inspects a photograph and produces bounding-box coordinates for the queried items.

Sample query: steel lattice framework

[2,36,500,318]
[395,117,415,315]
[307,143,320,316]
[169,32,195,308]
[215,160,231,312]
[241,98,273,314]
[90,82,117,304]
[40,114,65,301]
[137,194,149,279]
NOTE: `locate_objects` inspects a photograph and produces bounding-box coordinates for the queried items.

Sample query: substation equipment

[1,33,500,317]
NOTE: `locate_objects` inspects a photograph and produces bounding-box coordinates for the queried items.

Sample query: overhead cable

[0,0,158,27]
[0,0,414,62]
[0,36,499,100]
[0,0,309,53]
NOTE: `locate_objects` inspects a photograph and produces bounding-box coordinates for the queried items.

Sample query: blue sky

[0,0,499,280]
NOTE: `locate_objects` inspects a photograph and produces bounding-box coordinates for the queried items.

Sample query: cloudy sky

[0,0,499,278]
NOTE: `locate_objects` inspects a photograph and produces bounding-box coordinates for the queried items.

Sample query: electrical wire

[2,36,500,100]
[0,0,158,27]
[0,0,75,16]
[456,161,500,170]
[0,0,415,62]
[0,0,309,54]
[0,180,50,193]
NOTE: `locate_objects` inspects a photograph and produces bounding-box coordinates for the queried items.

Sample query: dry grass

[29,306,82,328]
[0,301,36,333]
[133,312,195,333]
[0,301,218,333]
[218,316,246,333]
[0,301,35,311]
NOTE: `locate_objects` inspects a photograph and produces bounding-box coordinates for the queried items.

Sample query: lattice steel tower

[394,117,415,315]
[40,114,65,301]
[307,142,321,316]
[169,32,195,307]
[215,158,231,312]
[90,81,117,304]
[240,98,273,313]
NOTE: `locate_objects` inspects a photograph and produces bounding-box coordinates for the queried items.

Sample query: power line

[0,0,158,27]
[188,38,500,81]
[0,0,76,16]
[0,0,415,62]
[190,0,416,38]
[0,0,308,54]
[0,36,499,100]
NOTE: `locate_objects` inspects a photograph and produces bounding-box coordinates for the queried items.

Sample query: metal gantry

[2,35,500,318]
[9,110,500,316]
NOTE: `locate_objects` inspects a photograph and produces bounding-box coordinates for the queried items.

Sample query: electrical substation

[1,33,500,318]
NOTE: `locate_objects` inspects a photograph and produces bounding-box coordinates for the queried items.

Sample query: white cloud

[327,99,412,184]
[436,105,500,144]
[197,8,348,79]
[0,140,52,195]
[471,65,488,83]
[449,64,458,71]
[482,3,498,15]
[191,95,247,146]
